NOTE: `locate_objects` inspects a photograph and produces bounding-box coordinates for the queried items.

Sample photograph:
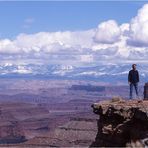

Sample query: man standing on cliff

[128,64,139,99]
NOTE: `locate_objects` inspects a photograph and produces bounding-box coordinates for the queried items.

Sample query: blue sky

[0,1,147,38]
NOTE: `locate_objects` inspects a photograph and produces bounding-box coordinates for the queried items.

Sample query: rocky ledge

[91,99,148,147]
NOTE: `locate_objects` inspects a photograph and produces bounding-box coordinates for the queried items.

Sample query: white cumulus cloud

[94,20,121,44]
[127,4,148,47]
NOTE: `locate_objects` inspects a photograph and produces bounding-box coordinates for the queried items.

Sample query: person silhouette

[128,64,139,99]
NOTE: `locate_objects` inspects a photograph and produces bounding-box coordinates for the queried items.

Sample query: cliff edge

[91,99,148,147]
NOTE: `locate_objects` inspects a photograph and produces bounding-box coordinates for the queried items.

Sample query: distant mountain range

[0,63,147,84]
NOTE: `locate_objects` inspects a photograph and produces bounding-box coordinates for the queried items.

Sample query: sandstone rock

[91,99,148,147]
[0,121,26,144]
[50,117,98,147]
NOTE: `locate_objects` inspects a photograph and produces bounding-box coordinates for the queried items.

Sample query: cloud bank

[1,3,148,66]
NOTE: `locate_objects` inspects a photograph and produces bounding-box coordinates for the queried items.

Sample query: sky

[0,1,146,38]
[0,1,148,67]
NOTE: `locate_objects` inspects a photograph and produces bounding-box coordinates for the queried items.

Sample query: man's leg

[134,83,139,98]
[130,83,133,99]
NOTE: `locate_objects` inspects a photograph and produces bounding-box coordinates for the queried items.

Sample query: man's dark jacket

[128,69,139,83]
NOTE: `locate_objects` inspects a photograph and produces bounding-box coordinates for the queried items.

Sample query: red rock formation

[0,112,26,144]
[91,99,148,147]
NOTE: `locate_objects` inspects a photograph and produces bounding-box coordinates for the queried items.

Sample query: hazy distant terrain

[0,79,144,146]
[0,79,144,103]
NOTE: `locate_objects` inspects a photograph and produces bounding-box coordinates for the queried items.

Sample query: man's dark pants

[130,83,139,99]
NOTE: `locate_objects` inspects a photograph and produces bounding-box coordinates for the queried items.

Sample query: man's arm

[128,71,131,84]
[137,71,139,82]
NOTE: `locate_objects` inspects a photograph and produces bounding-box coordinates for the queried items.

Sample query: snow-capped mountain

[0,63,147,83]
